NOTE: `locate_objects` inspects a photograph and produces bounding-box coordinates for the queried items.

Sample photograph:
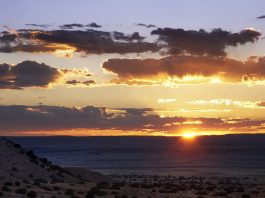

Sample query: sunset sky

[1,0,265,136]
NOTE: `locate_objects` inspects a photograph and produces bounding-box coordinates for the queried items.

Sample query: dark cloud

[0,29,158,54]
[102,55,265,84]
[136,23,156,28]
[66,79,95,86]
[257,102,265,107]
[83,80,96,85]
[151,28,261,56]
[115,108,154,116]
[257,15,265,19]
[59,23,102,29]
[25,24,51,28]
[0,27,261,57]
[0,61,61,89]
[86,22,102,28]
[0,105,264,134]
[59,23,84,29]
[113,31,145,42]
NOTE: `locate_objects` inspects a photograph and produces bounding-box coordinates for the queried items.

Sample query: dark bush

[22,179,30,184]
[15,188,27,194]
[32,180,40,186]
[4,182,13,186]
[14,181,20,186]
[1,186,11,192]
[27,191,37,198]
[213,191,228,196]
[130,183,140,188]
[65,188,74,195]
[28,174,34,178]
[242,194,250,198]
[86,187,107,198]
[53,186,61,191]
[96,181,109,189]
[12,167,18,172]
[13,143,21,148]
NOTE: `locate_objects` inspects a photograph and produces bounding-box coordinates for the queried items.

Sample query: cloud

[66,79,95,87]
[59,23,102,29]
[136,23,156,28]
[86,23,102,28]
[1,26,259,57]
[25,24,51,28]
[0,26,262,60]
[257,102,265,107]
[59,23,84,29]
[0,61,61,89]
[0,105,265,135]
[102,55,265,84]
[151,28,261,56]
[188,99,265,109]
[113,31,145,42]
[115,108,154,116]
[0,29,158,55]
[157,99,176,104]
[257,15,265,19]
[0,61,93,89]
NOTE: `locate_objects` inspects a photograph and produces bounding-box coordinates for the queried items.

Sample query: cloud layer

[0,105,265,135]
[103,55,265,84]
[0,26,260,57]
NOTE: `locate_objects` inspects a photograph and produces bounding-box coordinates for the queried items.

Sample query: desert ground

[1,137,265,198]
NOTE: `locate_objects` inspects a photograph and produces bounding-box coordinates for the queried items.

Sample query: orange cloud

[103,55,265,85]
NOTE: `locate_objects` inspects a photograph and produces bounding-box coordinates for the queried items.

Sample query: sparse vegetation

[15,188,27,194]
[27,190,37,198]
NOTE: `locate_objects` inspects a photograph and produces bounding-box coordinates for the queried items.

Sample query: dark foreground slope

[0,137,110,197]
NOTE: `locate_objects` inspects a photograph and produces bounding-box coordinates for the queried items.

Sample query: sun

[182,132,196,139]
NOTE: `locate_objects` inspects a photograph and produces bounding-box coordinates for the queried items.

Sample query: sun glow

[53,44,77,58]
[182,132,196,139]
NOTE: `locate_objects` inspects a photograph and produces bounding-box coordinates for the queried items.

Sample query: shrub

[15,188,27,194]
[64,189,74,195]
[32,180,40,186]
[22,179,30,184]
[1,186,11,192]
[28,174,34,178]
[12,167,18,172]
[242,194,250,198]
[27,191,37,198]
[4,182,13,186]
[13,143,21,148]
[53,186,61,191]
[86,187,108,198]
[96,181,109,189]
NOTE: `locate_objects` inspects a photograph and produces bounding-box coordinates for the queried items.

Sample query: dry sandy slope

[0,137,78,182]
[0,137,109,197]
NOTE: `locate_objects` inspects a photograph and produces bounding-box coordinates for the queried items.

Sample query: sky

[1,0,265,136]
